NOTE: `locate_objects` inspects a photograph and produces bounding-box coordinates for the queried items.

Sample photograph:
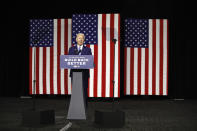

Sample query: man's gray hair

[76,33,85,39]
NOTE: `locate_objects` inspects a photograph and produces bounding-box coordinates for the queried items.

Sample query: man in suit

[68,33,92,108]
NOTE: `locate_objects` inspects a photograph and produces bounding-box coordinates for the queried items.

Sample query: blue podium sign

[60,55,94,69]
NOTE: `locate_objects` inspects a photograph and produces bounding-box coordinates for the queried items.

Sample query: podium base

[22,110,55,127]
[67,72,86,120]
[94,110,125,128]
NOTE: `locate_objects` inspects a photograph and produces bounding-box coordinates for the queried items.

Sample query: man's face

[76,35,84,46]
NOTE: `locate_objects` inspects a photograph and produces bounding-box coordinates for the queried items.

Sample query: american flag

[124,19,168,95]
[72,14,120,97]
[29,14,120,97]
[29,19,72,95]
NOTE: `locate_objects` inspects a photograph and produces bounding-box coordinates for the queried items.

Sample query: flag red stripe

[145,48,149,95]
[36,48,40,94]
[64,19,68,94]
[124,48,127,95]
[57,19,61,94]
[118,14,120,97]
[152,19,156,95]
[94,45,98,97]
[29,48,32,94]
[137,48,142,95]
[159,20,164,95]
[102,14,106,97]
[43,47,46,94]
[110,14,114,97]
[50,47,54,94]
[130,48,134,95]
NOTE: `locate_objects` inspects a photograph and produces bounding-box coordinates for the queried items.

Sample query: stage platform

[0,97,197,131]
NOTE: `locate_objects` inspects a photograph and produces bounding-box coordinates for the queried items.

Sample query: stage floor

[0,97,197,131]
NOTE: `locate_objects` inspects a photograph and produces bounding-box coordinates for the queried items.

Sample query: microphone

[74,48,78,55]
[112,38,117,44]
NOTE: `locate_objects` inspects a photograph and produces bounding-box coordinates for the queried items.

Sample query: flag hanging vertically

[29,19,72,95]
[72,14,120,97]
[124,19,168,95]
[29,14,120,98]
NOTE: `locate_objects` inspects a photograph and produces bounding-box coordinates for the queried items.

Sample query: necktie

[78,46,82,55]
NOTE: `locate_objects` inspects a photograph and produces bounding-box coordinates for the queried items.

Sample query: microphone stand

[32,38,41,111]
[31,39,38,111]
[22,27,55,126]
[32,46,36,111]
[94,38,125,128]
[112,38,117,111]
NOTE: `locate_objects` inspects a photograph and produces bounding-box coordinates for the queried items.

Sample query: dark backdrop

[1,0,196,98]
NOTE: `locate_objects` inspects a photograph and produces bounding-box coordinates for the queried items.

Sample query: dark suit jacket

[68,45,92,78]
[68,44,92,104]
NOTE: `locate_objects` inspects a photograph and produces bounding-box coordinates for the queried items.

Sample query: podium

[67,71,86,119]
[60,55,94,120]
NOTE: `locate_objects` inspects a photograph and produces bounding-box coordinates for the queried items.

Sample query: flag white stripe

[126,48,130,95]
[53,19,58,94]
[46,47,50,94]
[148,19,153,95]
[141,48,145,95]
[155,19,160,95]
[163,19,167,95]
[61,19,65,94]
[39,47,43,94]
[133,48,138,95]
[105,14,111,97]
[114,14,119,97]
[89,45,94,97]
[32,47,35,94]
[97,14,102,97]
[67,19,72,94]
